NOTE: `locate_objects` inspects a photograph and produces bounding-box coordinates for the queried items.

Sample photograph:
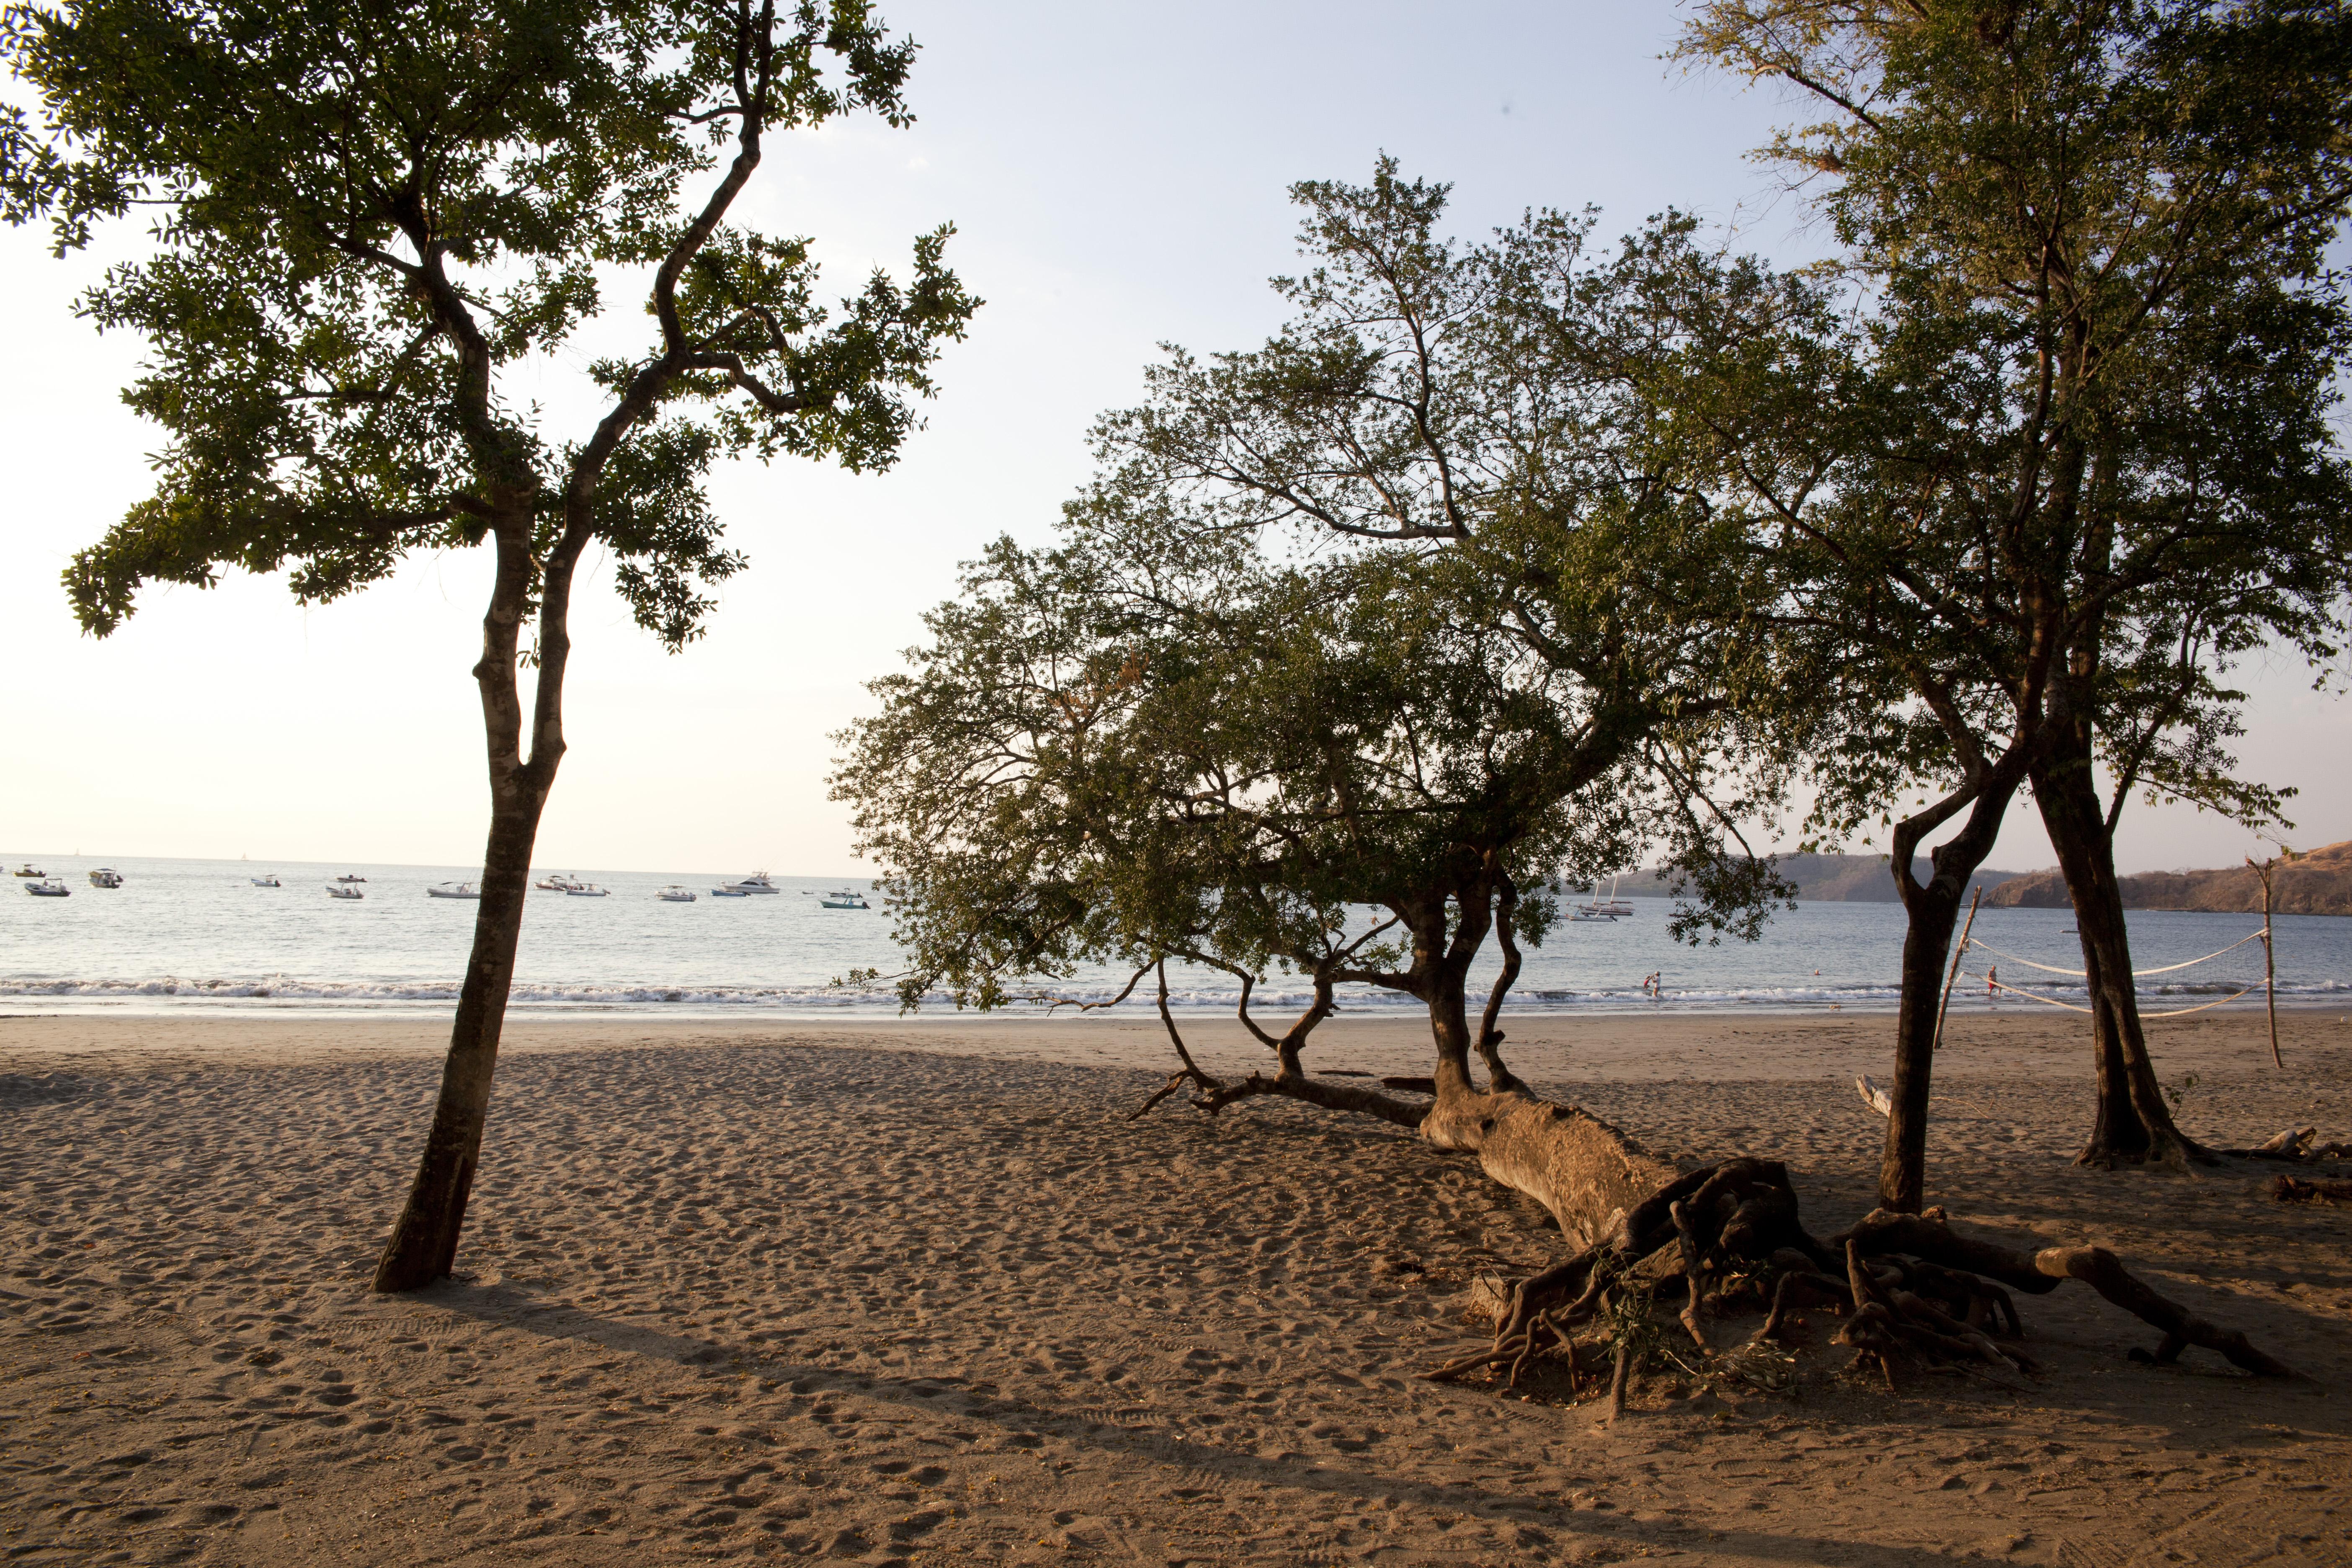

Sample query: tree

[1677,0,2352,1204]
[837,165,2295,1396]
[1,0,977,1289]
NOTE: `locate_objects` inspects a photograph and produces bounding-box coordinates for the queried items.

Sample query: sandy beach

[4,1007,2349,1565]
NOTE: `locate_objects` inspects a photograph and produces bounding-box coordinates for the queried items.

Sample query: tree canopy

[1674,0,2352,1199]
[838,168,1808,1101]
[4,0,975,647]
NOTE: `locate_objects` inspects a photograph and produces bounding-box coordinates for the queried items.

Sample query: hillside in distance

[1610,852,2026,905]
[1985,841,2352,916]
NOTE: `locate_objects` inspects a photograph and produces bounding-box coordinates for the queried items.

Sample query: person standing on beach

[1987,965,1998,1002]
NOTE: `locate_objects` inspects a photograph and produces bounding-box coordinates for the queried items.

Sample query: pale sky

[3,2,2344,877]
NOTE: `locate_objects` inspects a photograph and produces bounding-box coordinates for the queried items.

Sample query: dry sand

[3,1006,2350,1566]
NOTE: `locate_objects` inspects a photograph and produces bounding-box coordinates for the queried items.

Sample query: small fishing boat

[87,867,124,888]
[13,864,46,878]
[428,882,482,899]
[819,889,871,909]
[326,883,364,900]
[565,883,610,897]
[655,885,697,903]
[250,875,281,887]
[721,872,782,894]
[709,886,750,897]
[25,879,70,897]
[335,872,367,884]
[534,872,585,892]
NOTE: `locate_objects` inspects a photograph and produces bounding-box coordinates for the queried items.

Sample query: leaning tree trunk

[2033,729,2209,1167]
[373,518,580,1292]
[1879,763,2030,1213]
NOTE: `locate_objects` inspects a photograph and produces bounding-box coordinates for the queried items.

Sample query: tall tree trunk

[374,520,568,1292]
[369,790,548,1289]
[2032,726,2209,1167]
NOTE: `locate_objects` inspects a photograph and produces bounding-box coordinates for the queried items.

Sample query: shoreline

[4,1006,2344,1088]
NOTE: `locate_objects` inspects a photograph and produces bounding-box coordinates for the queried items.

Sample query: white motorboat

[655,885,697,902]
[25,879,70,897]
[565,883,610,897]
[722,872,782,894]
[87,867,123,888]
[709,885,750,897]
[335,872,368,884]
[535,872,586,892]
[428,882,482,899]
[13,863,46,878]
[819,889,871,909]
[250,875,280,887]
[325,884,364,900]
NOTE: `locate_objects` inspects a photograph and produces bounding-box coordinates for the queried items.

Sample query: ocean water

[1,853,2344,1021]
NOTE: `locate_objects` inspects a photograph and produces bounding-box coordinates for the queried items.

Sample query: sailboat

[1580,873,1636,919]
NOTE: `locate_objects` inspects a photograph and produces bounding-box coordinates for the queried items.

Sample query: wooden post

[1933,885,1983,1055]
[2252,855,2280,1069]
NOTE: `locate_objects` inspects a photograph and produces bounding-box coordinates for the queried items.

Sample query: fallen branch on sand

[2270,1173,2352,1205]
[2222,1127,2352,1162]
[1132,1028,2297,1406]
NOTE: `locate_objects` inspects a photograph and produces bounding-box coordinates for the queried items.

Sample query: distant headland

[1984,841,2352,916]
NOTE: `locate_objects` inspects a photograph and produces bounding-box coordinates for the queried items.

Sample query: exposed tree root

[1125,977,2293,1403]
[2271,1174,2352,1205]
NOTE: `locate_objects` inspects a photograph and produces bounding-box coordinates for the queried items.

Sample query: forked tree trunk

[1879,766,2029,1214]
[2033,728,2208,1167]
[374,519,578,1292]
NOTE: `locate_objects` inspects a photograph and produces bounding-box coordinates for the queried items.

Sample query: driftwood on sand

[1137,1007,2295,1408]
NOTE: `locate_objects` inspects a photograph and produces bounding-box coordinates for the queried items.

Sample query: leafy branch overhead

[2,0,978,648]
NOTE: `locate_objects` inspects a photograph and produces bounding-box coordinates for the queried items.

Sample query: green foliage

[1676,0,2352,855]
[2,0,978,648]
[835,169,1805,1026]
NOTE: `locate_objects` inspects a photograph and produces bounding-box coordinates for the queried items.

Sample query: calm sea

[2,854,2344,1020]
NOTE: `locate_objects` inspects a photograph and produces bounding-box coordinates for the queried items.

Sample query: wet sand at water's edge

[4,1009,2350,1565]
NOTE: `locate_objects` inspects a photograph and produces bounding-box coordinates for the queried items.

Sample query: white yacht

[655,885,697,902]
[565,883,610,897]
[722,872,782,894]
[87,867,124,888]
[428,882,482,899]
[25,879,69,897]
[819,889,871,909]
[326,883,364,900]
